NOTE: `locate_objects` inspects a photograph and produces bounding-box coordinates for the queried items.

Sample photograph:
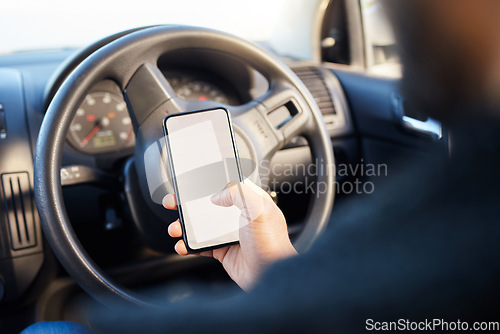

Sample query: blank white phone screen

[165,109,242,250]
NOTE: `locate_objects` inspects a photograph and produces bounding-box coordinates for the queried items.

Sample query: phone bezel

[163,107,244,253]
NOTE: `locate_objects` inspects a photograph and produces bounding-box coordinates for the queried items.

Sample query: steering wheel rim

[34,25,335,306]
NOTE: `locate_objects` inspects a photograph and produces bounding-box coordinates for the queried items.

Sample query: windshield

[1,0,322,59]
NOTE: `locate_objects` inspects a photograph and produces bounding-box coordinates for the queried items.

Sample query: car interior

[0,0,448,332]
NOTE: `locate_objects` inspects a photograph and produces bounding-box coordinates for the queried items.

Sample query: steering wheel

[34,26,335,307]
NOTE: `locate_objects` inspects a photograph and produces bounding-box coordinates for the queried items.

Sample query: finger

[174,239,189,255]
[162,194,177,210]
[210,181,237,207]
[210,181,249,208]
[210,181,267,220]
[167,219,182,238]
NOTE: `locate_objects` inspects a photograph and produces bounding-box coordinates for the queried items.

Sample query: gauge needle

[125,127,133,141]
[81,124,101,147]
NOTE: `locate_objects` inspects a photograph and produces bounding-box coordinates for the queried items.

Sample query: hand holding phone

[163,107,297,290]
[163,180,297,291]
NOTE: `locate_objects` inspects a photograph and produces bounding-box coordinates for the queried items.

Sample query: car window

[360,0,400,76]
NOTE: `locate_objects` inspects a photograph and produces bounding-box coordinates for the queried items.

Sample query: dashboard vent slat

[292,67,336,115]
[1,172,37,250]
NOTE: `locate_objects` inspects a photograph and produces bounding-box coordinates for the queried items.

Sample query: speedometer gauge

[163,70,241,106]
[67,92,134,154]
[175,81,230,104]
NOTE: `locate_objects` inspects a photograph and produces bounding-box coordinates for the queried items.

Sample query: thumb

[210,181,268,221]
[210,181,241,208]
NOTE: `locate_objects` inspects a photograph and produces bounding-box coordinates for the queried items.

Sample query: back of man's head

[384,0,500,120]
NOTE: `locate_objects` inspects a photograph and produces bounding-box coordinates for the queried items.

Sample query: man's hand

[162,181,297,291]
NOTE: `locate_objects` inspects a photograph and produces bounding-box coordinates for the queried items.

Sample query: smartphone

[163,107,244,252]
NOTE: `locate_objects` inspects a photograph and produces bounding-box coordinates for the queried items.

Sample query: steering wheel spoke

[232,101,281,162]
[124,63,180,127]
[256,83,311,141]
[234,83,311,160]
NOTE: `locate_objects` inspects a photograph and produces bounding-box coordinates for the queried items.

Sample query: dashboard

[0,45,359,309]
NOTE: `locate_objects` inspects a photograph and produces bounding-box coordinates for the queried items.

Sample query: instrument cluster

[67,71,240,154]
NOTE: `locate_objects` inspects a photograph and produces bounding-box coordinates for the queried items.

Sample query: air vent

[292,67,336,115]
[1,172,37,250]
